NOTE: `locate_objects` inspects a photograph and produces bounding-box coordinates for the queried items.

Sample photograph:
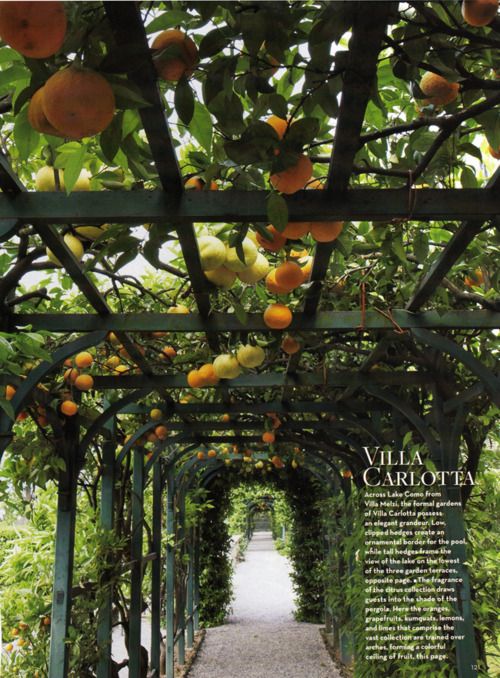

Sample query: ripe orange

[465,267,484,287]
[207,449,217,458]
[262,431,275,444]
[221,413,231,422]
[155,425,169,440]
[282,221,310,239]
[281,335,301,355]
[184,176,218,190]
[271,454,284,468]
[60,400,78,416]
[419,72,459,107]
[160,345,177,359]
[256,225,287,252]
[266,115,289,140]
[74,374,94,391]
[270,154,313,194]
[147,432,158,443]
[42,67,116,139]
[64,368,80,383]
[74,351,93,368]
[309,220,344,243]
[274,261,304,291]
[263,303,293,329]
[187,369,205,388]
[5,384,16,400]
[198,363,220,386]
[152,29,199,82]
[462,0,498,25]
[342,469,353,479]
[0,1,66,58]
[196,450,206,460]
[28,87,62,136]
[265,269,289,295]
[300,256,313,281]
[150,408,163,421]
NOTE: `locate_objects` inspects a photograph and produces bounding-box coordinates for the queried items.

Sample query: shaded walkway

[188,531,341,678]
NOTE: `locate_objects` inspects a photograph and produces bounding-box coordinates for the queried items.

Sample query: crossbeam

[10,310,500,332]
[0,189,497,224]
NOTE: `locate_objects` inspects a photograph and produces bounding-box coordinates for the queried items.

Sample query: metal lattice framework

[0,2,499,678]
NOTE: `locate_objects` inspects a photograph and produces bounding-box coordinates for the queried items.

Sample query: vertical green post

[186,524,195,648]
[129,447,144,678]
[193,522,200,632]
[436,402,478,678]
[177,488,186,665]
[96,436,115,678]
[340,476,354,666]
[150,459,162,674]
[49,423,79,678]
[165,463,175,678]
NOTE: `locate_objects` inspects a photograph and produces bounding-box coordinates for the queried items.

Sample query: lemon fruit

[224,237,258,272]
[46,233,84,266]
[213,354,242,379]
[237,252,270,284]
[197,235,227,271]
[205,266,237,289]
[236,344,266,368]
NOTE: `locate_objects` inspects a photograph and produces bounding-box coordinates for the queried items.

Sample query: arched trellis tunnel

[0,1,498,677]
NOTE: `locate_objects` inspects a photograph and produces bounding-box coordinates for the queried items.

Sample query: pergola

[0,2,498,678]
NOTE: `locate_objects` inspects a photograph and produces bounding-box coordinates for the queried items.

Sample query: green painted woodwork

[129,447,145,677]
[150,460,162,675]
[165,464,175,678]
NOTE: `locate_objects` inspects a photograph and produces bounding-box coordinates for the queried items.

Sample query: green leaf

[13,107,40,161]
[100,113,123,164]
[199,28,232,59]
[0,398,15,421]
[110,82,151,110]
[413,232,429,263]
[146,10,192,34]
[284,117,320,147]
[476,109,500,150]
[391,234,406,263]
[233,302,248,326]
[268,94,288,119]
[460,166,477,189]
[63,143,87,194]
[190,101,212,151]
[267,192,288,231]
[175,77,195,125]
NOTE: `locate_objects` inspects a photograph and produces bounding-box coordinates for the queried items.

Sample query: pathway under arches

[189,530,340,678]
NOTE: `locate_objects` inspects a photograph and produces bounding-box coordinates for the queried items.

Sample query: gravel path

[188,531,341,678]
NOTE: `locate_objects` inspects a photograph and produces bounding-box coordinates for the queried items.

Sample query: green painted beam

[92,370,433,390]
[11,309,500,333]
[0,189,497,224]
[407,167,500,312]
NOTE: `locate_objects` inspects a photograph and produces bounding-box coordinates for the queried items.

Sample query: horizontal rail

[9,310,500,333]
[0,189,498,224]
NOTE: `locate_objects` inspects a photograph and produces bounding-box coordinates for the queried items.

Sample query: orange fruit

[342,469,353,479]
[60,400,78,416]
[167,304,190,314]
[0,1,66,58]
[262,431,275,444]
[309,221,344,243]
[419,72,459,107]
[196,450,206,460]
[28,87,62,136]
[160,345,177,359]
[150,408,163,421]
[265,269,289,295]
[5,384,16,400]
[74,351,93,368]
[155,425,169,440]
[274,261,304,291]
[256,225,287,252]
[282,221,310,239]
[152,29,199,82]
[462,0,498,25]
[300,256,313,281]
[465,267,484,287]
[263,303,293,329]
[207,449,217,458]
[266,115,289,140]
[147,432,158,443]
[198,363,220,386]
[187,369,205,388]
[270,154,313,194]
[184,176,218,190]
[74,374,94,391]
[42,67,116,139]
[221,413,231,422]
[281,335,301,355]
[16,411,28,421]
[64,368,80,383]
